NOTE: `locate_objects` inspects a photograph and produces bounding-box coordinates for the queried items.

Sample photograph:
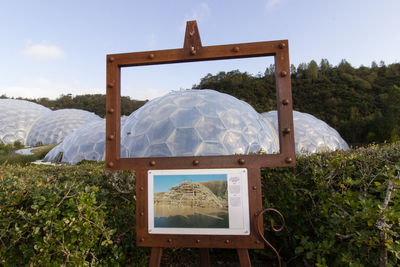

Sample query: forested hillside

[2,60,399,146]
[0,94,147,118]
[194,60,400,146]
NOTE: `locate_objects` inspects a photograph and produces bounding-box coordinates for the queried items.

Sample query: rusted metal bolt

[278,43,286,49]
[285,157,293,163]
[225,240,230,244]
[233,46,240,52]
[140,212,144,216]
[283,128,291,134]
[190,46,196,55]
[193,160,199,166]
[238,158,245,165]
[108,82,114,88]
[196,239,201,243]
[167,238,172,243]
[252,186,257,190]
[280,71,288,77]
[107,108,115,114]
[140,186,144,191]
[107,162,114,167]
[149,160,156,166]
[282,99,289,105]
[108,56,115,62]
[148,53,155,59]
[108,134,115,140]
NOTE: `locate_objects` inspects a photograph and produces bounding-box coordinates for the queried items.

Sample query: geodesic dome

[261,110,349,154]
[121,89,279,157]
[26,109,102,146]
[44,116,131,164]
[0,99,51,144]
[44,119,106,164]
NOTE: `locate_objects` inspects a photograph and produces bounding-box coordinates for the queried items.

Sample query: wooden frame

[105,20,295,257]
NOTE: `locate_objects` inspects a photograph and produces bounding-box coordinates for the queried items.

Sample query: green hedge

[0,143,399,266]
[0,163,145,266]
[261,143,400,266]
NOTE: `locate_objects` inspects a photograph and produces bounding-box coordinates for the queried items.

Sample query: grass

[0,142,56,165]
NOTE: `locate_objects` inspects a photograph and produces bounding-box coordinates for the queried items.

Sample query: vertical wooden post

[149,247,163,267]
[237,248,251,267]
[200,248,210,267]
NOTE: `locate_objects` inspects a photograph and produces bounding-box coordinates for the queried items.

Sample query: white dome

[26,109,102,146]
[44,116,130,164]
[261,110,349,154]
[121,89,279,157]
[44,119,106,164]
[0,99,51,144]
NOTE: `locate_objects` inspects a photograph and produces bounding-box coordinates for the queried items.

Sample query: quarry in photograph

[154,178,229,228]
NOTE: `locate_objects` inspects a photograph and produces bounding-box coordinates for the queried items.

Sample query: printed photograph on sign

[153,174,229,228]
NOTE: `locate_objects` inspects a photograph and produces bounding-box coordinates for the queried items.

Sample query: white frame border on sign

[148,168,250,235]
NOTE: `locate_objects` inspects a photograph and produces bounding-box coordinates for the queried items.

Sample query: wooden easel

[105,20,295,267]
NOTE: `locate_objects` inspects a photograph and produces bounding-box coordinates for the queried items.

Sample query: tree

[194,61,400,146]
[338,59,354,73]
[319,59,331,74]
[290,64,297,75]
[305,60,318,79]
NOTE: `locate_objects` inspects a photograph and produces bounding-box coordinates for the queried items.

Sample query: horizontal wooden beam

[107,40,285,67]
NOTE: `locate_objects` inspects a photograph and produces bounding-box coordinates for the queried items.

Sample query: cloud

[23,41,65,60]
[180,2,211,31]
[188,2,211,22]
[266,0,282,8]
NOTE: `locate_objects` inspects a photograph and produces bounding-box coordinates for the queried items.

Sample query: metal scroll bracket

[256,208,286,267]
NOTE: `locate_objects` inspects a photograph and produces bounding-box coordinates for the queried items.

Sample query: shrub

[260,142,400,266]
[0,163,146,265]
[13,141,24,149]
[0,143,399,266]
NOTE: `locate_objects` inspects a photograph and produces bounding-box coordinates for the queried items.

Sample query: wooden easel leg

[200,248,210,267]
[237,248,251,267]
[149,247,163,267]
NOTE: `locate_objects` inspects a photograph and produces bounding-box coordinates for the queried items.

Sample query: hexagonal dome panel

[0,99,51,144]
[44,119,106,164]
[27,109,102,146]
[261,110,349,154]
[121,89,279,157]
[44,117,130,164]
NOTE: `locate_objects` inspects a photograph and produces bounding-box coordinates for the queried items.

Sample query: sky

[154,174,227,193]
[1,0,399,101]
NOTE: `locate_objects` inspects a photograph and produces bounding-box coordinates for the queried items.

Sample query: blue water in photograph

[154,210,229,228]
